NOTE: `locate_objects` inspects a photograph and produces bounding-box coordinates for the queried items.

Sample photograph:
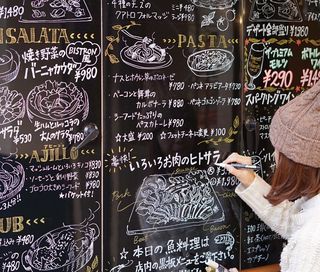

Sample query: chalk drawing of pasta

[120,33,173,70]
[249,0,302,22]
[20,0,92,23]
[0,86,25,126]
[190,0,237,10]
[26,80,89,123]
[0,49,20,86]
[187,49,234,77]
[127,170,225,235]
[0,158,25,205]
[21,221,100,272]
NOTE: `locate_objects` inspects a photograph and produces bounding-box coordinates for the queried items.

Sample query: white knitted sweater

[236,175,320,272]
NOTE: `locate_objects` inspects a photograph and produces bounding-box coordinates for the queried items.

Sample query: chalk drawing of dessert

[0,158,25,205]
[26,80,89,123]
[0,86,25,126]
[0,49,20,86]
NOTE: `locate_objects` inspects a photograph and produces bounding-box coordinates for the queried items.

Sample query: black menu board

[0,1,102,272]
[1,0,319,271]
[104,0,244,271]
[242,0,320,268]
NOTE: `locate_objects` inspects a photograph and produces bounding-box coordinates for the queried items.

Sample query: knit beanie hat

[269,81,320,168]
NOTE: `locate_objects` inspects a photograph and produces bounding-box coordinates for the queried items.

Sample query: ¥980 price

[263,69,293,88]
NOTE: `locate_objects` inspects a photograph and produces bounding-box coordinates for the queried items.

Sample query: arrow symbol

[81,150,85,155]
[40,218,45,224]
[84,33,88,39]
[70,33,75,39]
[26,219,31,226]
[34,218,38,224]
[86,149,90,154]
[90,33,95,39]
[91,149,95,154]
[77,33,81,39]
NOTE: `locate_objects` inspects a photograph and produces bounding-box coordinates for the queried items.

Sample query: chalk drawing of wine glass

[246,43,265,90]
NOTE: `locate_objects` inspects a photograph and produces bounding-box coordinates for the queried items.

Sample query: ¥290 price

[263,69,293,88]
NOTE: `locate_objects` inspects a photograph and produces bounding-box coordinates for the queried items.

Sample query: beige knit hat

[269,81,320,168]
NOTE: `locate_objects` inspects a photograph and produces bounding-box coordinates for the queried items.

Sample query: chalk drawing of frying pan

[0,158,25,205]
[21,222,100,272]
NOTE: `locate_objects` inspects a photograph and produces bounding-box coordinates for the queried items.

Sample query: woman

[222,82,320,271]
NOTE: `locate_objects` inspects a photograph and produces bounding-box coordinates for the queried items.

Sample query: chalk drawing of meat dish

[187,49,234,77]
[0,49,20,86]
[22,223,99,272]
[0,159,25,204]
[190,0,237,9]
[120,37,173,70]
[127,170,225,235]
[27,80,89,122]
[20,0,92,23]
[0,86,25,126]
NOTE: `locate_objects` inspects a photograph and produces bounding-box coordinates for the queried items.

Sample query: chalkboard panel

[104,0,243,271]
[0,1,102,271]
[242,0,320,268]
[2,0,319,271]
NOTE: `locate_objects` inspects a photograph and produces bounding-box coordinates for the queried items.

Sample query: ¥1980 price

[263,69,293,88]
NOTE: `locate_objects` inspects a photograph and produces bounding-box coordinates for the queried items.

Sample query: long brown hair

[266,152,320,205]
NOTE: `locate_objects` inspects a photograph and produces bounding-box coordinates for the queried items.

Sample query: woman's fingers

[222,163,237,175]
[223,152,252,165]
[221,153,256,188]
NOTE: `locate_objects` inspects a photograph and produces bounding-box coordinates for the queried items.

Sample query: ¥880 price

[263,69,293,88]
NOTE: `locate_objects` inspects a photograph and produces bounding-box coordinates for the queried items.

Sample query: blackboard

[0,1,102,271]
[1,0,319,271]
[242,0,320,268]
[104,0,244,271]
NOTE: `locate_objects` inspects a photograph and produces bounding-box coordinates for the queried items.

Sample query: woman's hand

[222,153,256,188]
